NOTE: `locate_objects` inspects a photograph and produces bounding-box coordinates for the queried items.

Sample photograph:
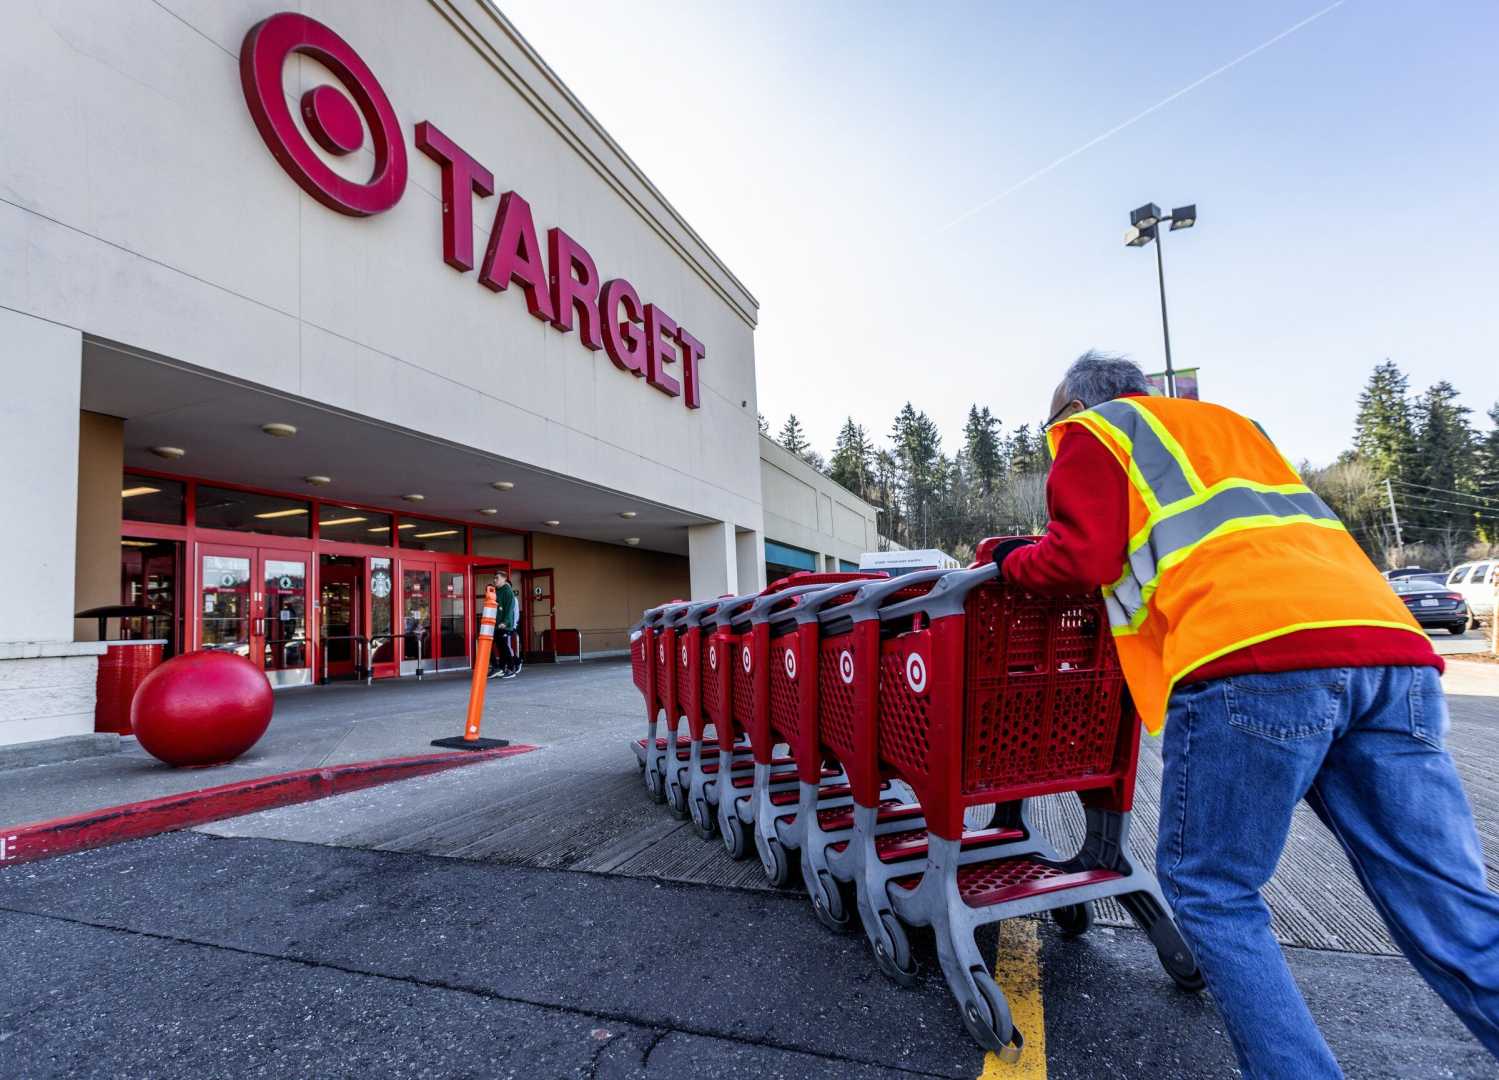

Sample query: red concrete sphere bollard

[130,651,274,768]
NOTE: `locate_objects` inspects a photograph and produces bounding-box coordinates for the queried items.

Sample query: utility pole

[1383,478,1404,551]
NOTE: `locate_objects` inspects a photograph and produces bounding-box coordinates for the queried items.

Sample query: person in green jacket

[488,571,521,680]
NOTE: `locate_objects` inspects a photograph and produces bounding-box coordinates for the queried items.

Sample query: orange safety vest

[1048,395,1426,734]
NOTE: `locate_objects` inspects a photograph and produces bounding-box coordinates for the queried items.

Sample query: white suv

[1445,561,1496,625]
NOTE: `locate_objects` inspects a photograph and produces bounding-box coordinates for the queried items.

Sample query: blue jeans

[1157,666,1499,1078]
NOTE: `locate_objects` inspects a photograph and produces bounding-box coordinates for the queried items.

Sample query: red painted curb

[0,744,539,868]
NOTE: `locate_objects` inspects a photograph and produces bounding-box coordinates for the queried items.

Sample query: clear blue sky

[500,0,1499,465]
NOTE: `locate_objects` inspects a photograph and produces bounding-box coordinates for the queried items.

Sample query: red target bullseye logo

[783,648,797,681]
[240,13,407,216]
[838,649,855,685]
[905,652,928,694]
[741,645,752,673]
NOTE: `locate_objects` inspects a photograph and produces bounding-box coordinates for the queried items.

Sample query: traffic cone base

[431,735,511,751]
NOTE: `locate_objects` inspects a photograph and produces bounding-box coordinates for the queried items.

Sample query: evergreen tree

[757,412,769,436]
[1474,403,1499,543]
[890,404,943,543]
[1408,381,1477,543]
[828,418,873,497]
[1352,360,1416,480]
[963,405,1004,496]
[778,414,810,457]
[1007,423,1047,477]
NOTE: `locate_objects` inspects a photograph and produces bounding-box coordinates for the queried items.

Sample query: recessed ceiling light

[478,508,499,516]
[413,529,459,539]
[121,539,156,548]
[543,519,560,527]
[623,537,640,546]
[254,507,310,519]
[318,515,366,527]
[401,493,425,502]
[122,485,160,498]
[304,475,332,486]
[619,511,638,519]
[491,481,515,491]
[148,446,185,460]
[261,422,297,438]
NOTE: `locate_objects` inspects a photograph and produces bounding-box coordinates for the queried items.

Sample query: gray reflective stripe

[1087,399,1196,506]
[1112,486,1341,626]
[1104,594,1130,629]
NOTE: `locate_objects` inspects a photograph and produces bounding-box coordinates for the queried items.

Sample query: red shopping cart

[870,548,1201,1059]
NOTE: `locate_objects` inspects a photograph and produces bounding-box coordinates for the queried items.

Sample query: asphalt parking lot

[2,658,1496,1078]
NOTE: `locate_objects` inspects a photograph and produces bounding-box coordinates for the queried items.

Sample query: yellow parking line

[978,919,1048,1079]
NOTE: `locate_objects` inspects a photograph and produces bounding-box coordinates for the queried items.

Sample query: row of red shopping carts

[628,542,1202,1061]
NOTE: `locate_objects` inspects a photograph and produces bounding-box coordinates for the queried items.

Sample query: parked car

[1390,578,1471,635]
[1385,566,1436,580]
[1444,560,1496,623]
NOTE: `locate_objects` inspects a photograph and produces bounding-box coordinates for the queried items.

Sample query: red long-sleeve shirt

[1001,414,1442,685]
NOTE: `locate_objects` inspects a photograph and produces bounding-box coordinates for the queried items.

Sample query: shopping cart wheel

[666,780,689,819]
[690,797,716,840]
[1052,902,1094,938]
[810,870,852,932]
[722,814,749,859]
[873,912,918,985]
[964,969,1023,1062]
[758,836,792,887]
[1160,949,1206,992]
[644,766,666,803]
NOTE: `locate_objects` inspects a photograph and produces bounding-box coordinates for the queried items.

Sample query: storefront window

[122,473,185,525]
[195,485,310,538]
[439,572,466,668]
[318,504,392,545]
[201,553,252,653]
[120,538,180,656]
[369,557,394,664]
[400,517,465,554]
[473,527,526,560]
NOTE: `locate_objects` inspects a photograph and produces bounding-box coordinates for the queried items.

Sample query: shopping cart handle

[877,562,997,623]
[783,578,875,627]
[831,568,955,626]
[704,592,759,632]
[746,583,835,625]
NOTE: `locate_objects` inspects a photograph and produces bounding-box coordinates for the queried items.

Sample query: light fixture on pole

[1123,201,1196,397]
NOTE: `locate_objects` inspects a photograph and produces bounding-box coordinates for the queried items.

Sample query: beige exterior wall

[759,436,880,570]
[530,534,689,654]
[74,412,125,642]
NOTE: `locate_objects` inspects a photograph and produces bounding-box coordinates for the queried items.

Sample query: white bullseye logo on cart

[658,643,665,663]
[839,649,855,685]
[681,644,689,666]
[741,645,752,673]
[784,649,797,681]
[905,653,928,695]
[708,645,717,671]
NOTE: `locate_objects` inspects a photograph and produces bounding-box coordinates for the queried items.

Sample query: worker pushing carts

[625,541,1203,1059]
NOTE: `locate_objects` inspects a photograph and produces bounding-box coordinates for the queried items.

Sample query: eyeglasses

[1042,399,1082,432]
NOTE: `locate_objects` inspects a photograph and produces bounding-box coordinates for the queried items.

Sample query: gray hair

[1062,350,1150,407]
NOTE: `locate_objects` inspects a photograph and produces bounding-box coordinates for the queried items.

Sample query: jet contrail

[938,0,1347,232]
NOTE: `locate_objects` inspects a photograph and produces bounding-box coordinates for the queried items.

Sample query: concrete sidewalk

[0,664,568,829]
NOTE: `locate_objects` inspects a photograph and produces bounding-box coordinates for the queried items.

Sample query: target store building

[0,2,878,750]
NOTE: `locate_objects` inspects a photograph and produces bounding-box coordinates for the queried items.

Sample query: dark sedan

[1390,578,1470,635]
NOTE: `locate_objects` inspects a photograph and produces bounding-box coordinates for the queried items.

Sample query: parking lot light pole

[1124,203,1196,397]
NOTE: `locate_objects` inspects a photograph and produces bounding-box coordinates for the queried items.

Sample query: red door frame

[525,568,556,662]
[258,547,314,687]
[318,557,362,680]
